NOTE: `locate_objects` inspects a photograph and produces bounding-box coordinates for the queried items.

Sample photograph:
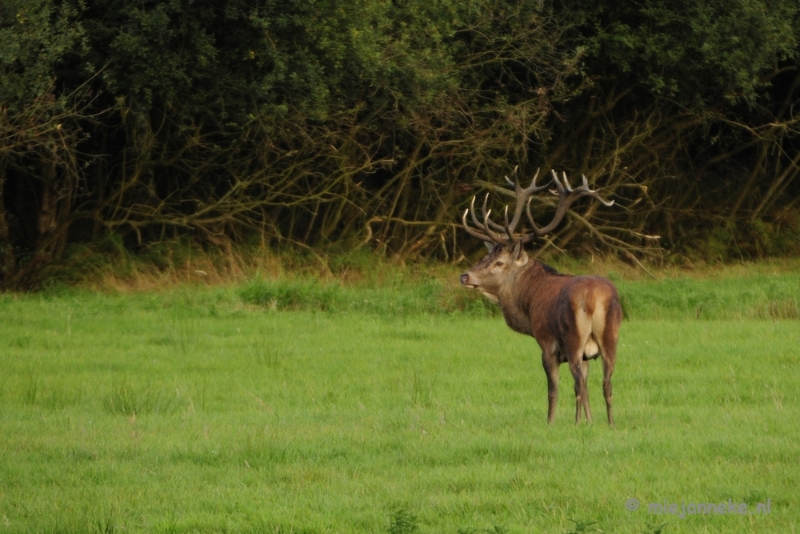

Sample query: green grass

[1,270,799,533]
[235,267,800,320]
[615,271,800,320]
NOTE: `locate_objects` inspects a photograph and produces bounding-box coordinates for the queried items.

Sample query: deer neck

[496,260,558,337]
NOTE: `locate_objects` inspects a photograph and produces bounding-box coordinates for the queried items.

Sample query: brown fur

[461,245,622,424]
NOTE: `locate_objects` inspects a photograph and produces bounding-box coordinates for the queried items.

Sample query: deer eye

[494,261,504,267]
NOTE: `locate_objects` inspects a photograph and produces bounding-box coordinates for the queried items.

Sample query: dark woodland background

[2,0,800,287]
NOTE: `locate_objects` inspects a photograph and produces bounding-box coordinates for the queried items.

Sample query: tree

[0,0,89,285]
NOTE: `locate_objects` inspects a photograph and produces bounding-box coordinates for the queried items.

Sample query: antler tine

[520,170,614,244]
[505,167,552,237]
[462,208,494,243]
[461,209,498,243]
[561,171,572,192]
[482,209,511,245]
[524,196,540,236]
[468,195,506,233]
[520,168,551,195]
[469,196,483,229]
[561,172,615,207]
[463,197,511,245]
[573,174,615,207]
[550,169,565,193]
[480,193,508,233]
[503,205,518,245]
[503,165,519,188]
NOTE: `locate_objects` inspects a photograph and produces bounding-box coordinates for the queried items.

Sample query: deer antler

[518,170,614,244]
[462,168,613,245]
[462,167,550,244]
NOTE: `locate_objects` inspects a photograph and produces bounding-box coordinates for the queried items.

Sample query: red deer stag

[459,169,622,424]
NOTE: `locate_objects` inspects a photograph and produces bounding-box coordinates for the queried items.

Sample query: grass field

[1,265,799,533]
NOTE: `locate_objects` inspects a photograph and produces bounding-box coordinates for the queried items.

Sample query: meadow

[1,262,799,533]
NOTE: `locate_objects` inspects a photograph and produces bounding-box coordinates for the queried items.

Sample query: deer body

[459,169,621,424]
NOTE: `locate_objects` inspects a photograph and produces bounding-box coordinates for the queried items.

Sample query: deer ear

[484,242,494,252]
[512,242,528,265]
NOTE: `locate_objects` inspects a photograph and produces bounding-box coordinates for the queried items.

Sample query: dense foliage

[2,0,800,287]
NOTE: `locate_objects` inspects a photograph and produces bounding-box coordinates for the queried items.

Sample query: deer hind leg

[580,359,592,422]
[596,310,619,426]
[566,344,592,424]
[567,312,594,424]
[567,358,591,424]
[542,349,560,424]
[601,356,615,425]
[598,333,618,426]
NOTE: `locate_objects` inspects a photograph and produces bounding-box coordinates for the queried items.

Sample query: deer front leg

[541,350,560,423]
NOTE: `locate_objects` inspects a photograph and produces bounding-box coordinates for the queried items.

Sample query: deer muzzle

[460,273,475,287]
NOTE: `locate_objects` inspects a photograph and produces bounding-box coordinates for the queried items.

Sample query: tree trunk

[0,169,18,284]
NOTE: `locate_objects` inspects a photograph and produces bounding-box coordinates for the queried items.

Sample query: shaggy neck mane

[537,261,559,275]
